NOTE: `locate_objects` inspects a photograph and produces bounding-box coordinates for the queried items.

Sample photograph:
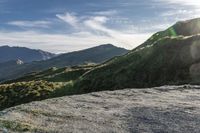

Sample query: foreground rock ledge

[0,85,200,133]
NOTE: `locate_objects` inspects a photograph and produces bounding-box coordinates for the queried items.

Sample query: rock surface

[0,85,200,133]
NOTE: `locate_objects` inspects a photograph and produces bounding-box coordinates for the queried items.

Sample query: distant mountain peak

[100,44,115,47]
[97,44,123,48]
[87,44,127,51]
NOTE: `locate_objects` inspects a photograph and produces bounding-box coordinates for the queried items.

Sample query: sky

[0,0,200,53]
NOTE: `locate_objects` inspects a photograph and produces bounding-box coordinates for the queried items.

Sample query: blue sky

[0,0,200,53]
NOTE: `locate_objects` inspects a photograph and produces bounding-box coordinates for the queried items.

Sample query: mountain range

[0,44,128,82]
[0,45,55,63]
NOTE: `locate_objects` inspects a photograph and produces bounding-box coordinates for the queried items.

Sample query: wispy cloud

[56,12,151,49]
[56,13,79,28]
[7,20,52,28]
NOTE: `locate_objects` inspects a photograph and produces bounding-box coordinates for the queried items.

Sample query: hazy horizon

[0,0,200,53]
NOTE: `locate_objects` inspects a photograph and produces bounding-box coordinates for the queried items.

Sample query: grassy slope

[0,65,95,110]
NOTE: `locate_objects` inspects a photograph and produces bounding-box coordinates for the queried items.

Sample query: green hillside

[75,35,200,92]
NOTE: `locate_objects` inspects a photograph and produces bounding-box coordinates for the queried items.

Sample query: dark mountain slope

[0,60,25,81]
[3,65,94,84]
[0,46,55,63]
[32,44,128,68]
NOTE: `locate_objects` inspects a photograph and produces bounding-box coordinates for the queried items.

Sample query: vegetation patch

[0,81,66,110]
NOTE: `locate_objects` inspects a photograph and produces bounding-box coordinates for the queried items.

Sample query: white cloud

[56,12,79,28]
[7,20,51,28]
[91,16,108,24]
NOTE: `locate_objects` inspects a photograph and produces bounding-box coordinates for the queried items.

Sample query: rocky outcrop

[0,85,200,133]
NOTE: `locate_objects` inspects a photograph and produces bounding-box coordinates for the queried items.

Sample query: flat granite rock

[0,85,200,133]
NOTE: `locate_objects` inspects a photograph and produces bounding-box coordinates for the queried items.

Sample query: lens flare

[169,27,177,37]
